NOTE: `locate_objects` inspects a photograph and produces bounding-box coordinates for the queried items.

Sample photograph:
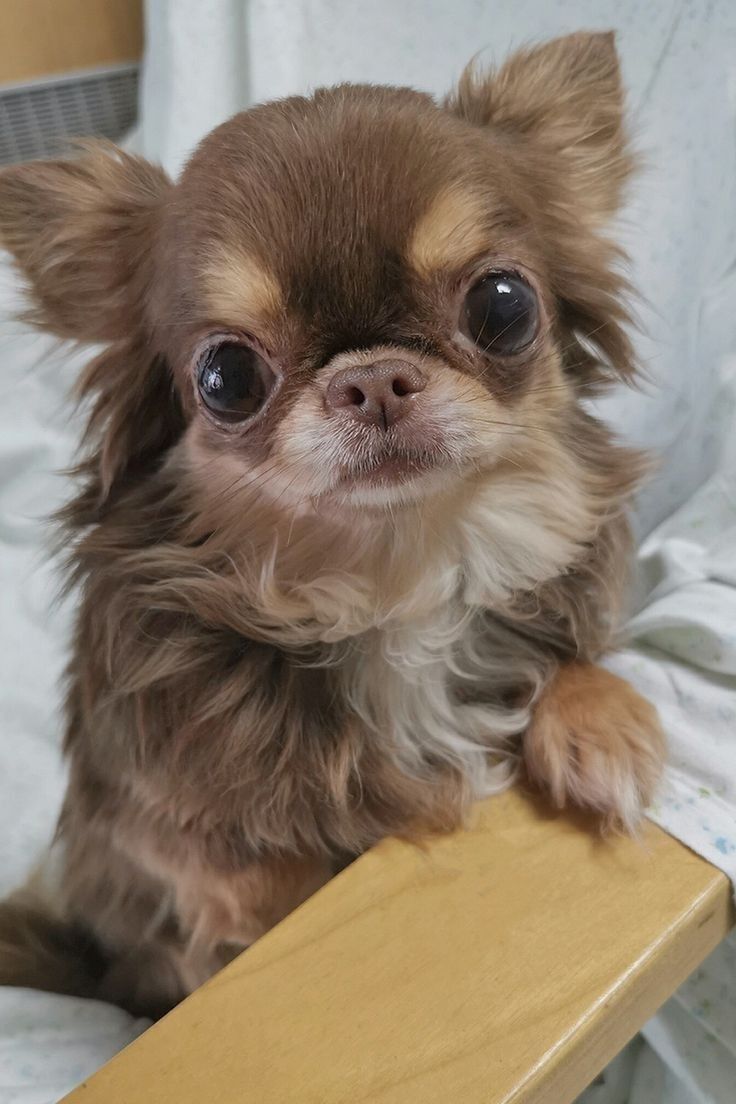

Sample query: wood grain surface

[63,789,733,1104]
[0,0,142,86]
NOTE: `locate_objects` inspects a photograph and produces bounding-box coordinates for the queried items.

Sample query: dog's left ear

[449,33,637,387]
[447,31,630,223]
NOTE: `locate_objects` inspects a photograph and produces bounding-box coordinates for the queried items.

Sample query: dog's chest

[342,610,534,794]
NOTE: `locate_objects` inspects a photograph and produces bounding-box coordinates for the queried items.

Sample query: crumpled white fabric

[605,377,736,890]
[0,991,149,1104]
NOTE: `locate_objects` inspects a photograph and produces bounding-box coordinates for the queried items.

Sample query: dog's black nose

[325,360,426,429]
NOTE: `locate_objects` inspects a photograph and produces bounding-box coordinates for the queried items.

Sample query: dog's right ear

[1,146,182,513]
[0,144,170,342]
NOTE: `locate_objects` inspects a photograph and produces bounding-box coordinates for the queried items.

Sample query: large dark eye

[197,342,276,422]
[462,271,539,355]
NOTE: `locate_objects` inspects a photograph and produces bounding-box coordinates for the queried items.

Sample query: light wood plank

[63,789,733,1104]
[0,0,142,86]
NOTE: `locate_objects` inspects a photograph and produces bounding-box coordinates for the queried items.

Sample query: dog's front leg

[523,663,665,831]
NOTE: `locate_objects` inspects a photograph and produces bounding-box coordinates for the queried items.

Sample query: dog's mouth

[334,439,450,492]
[357,452,436,483]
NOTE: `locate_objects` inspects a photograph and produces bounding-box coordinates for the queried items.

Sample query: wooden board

[0,0,142,86]
[63,789,733,1104]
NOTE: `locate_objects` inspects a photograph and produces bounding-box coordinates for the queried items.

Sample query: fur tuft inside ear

[0,143,170,342]
[447,31,631,222]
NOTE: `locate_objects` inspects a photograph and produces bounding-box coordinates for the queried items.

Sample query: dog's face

[162,86,558,511]
[0,31,634,530]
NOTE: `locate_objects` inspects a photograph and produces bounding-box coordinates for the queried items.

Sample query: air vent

[0,63,139,165]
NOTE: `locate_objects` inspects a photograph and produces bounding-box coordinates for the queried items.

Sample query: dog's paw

[523,663,665,831]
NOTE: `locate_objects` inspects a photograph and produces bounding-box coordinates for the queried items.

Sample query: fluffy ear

[0,146,182,515]
[448,31,631,222]
[0,144,170,342]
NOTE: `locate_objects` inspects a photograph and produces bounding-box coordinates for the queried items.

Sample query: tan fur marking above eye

[408,186,490,278]
[201,246,281,326]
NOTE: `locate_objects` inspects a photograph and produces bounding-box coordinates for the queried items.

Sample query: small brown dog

[0,31,664,1016]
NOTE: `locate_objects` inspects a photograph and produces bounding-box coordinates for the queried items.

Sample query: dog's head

[0,32,634,532]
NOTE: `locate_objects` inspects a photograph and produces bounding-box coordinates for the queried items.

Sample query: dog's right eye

[197,343,277,422]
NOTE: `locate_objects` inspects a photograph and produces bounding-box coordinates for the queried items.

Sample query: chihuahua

[0,32,664,1016]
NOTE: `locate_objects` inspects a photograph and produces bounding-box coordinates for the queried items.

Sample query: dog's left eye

[197,342,276,422]
[462,272,539,355]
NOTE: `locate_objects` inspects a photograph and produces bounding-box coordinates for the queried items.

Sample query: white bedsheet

[606,391,736,889]
[0,991,148,1104]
